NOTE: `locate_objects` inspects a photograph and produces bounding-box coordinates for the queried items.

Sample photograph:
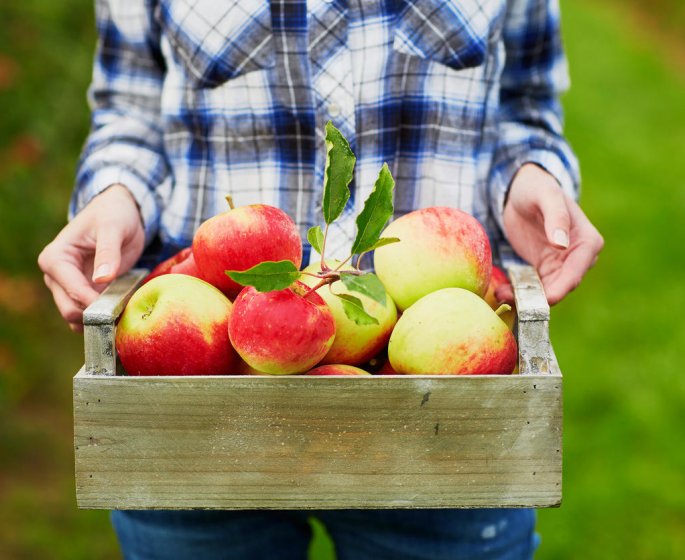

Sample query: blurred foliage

[0,0,683,559]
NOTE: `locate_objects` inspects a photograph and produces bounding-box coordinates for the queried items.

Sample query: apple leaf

[350,163,395,255]
[226,260,301,292]
[339,272,387,306]
[322,121,355,225]
[335,293,379,326]
[307,225,325,255]
[359,236,400,253]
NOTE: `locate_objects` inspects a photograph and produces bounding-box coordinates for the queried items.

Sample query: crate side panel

[74,375,561,509]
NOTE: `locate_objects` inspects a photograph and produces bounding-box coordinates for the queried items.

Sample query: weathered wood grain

[74,368,562,510]
[82,269,147,375]
[506,265,551,375]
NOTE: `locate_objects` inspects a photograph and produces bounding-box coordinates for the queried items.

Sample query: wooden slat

[74,369,562,510]
[82,269,148,375]
[505,265,551,375]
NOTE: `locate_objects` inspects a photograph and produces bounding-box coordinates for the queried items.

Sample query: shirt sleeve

[488,0,580,232]
[71,0,168,244]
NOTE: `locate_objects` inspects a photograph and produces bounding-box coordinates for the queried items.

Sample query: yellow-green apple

[374,207,492,311]
[228,282,336,374]
[483,265,516,330]
[193,202,303,299]
[115,274,239,375]
[388,287,517,375]
[305,364,370,375]
[142,247,200,284]
[299,261,397,365]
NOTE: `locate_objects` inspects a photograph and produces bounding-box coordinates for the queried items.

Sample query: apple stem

[320,224,330,271]
[225,195,235,210]
[495,303,512,317]
[303,276,335,300]
[333,254,354,273]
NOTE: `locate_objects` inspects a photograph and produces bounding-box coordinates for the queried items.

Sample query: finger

[39,247,101,307]
[44,273,88,325]
[92,223,125,284]
[542,244,599,305]
[494,283,515,304]
[538,187,571,249]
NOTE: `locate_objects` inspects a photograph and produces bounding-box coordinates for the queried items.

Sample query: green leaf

[339,272,387,306]
[335,293,379,326]
[361,237,401,253]
[226,260,301,292]
[351,163,395,255]
[307,225,325,255]
[322,121,356,224]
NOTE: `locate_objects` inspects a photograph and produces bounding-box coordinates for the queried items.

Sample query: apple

[193,201,303,299]
[228,282,336,374]
[115,274,239,375]
[142,247,200,284]
[374,207,492,311]
[299,261,397,365]
[388,287,517,375]
[305,364,370,376]
[483,265,516,330]
[376,358,398,375]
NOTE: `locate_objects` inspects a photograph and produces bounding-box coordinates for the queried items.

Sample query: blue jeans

[111,508,539,559]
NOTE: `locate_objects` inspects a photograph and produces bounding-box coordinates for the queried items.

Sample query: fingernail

[93,264,111,280]
[553,229,569,248]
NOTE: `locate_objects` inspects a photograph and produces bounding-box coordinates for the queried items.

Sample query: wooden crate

[74,265,561,510]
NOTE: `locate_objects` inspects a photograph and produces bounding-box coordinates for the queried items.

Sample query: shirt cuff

[72,167,161,245]
[490,149,578,234]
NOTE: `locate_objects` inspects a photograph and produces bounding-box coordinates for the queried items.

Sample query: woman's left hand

[498,163,604,305]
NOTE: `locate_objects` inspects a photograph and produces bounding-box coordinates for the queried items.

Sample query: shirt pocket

[155,0,275,88]
[392,0,506,71]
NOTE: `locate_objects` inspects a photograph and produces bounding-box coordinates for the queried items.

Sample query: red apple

[305,364,370,376]
[388,288,517,375]
[483,265,516,330]
[376,358,398,375]
[142,247,200,284]
[374,207,492,311]
[300,261,397,366]
[192,202,303,299]
[228,282,336,375]
[115,274,239,375]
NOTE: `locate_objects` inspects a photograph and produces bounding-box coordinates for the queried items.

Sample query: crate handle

[82,268,148,375]
[505,264,551,374]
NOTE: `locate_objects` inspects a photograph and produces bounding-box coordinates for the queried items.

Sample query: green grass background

[1,0,683,558]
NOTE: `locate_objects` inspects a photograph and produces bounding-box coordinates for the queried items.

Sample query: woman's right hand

[38,184,146,332]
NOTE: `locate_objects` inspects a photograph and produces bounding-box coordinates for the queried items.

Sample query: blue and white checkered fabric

[72,0,579,264]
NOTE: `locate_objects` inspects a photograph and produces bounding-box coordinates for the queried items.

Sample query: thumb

[539,187,571,249]
[92,224,124,283]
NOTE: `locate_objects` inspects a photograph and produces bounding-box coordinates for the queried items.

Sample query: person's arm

[490,0,603,304]
[39,0,167,330]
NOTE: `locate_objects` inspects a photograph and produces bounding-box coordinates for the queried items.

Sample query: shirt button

[327,103,341,118]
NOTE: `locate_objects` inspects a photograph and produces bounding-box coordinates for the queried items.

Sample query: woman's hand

[38,184,145,331]
[499,163,604,305]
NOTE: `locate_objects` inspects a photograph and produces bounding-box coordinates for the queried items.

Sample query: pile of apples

[115,201,518,377]
[115,122,517,376]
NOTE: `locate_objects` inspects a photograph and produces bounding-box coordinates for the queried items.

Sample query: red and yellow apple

[300,261,397,365]
[115,274,239,375]
[305,364,370,375]
[483,265,516,330]
[228,282,336,374]
[193,203,303,299]
[374,207,492,311]
[142,247,200,284]
[388,287,517,375]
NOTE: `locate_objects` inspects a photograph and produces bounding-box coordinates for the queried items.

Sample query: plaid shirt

[72,0,579,264]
